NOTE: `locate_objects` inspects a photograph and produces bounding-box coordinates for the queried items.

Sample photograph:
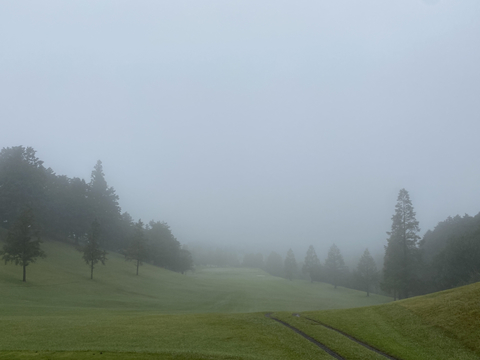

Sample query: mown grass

[298,282,480,360]
[0,239,391,359]
[0,311,331,360]
[0,240,390,313]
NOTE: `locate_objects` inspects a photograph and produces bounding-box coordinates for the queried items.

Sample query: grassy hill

[274,282,480,360]
[0,239,390,313]
[2,239,479,359]
[0,239,390,359]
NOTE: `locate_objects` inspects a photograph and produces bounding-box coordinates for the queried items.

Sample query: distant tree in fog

[266,251,284,277]
[174,247,194,274]
[146,221,182,270]
[88,160,122,249]
[284,249,297,280]
[357,248,378,296]
[325,244,346,289]
[302,245,322,282]
[242,253,264,268]
[82,219,107,280]
[0,208,45,282]
[125,220,147,275]
[0,146,47,230]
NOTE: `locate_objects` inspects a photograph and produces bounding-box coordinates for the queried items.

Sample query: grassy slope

[3,239,478,360]
[285,282,480,360]
[0,240,391,359]
[1,240,390,313]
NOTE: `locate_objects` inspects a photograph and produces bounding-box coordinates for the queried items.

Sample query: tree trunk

[23,265,26,282]
[91,260,94,279]
[403,212,408,299]
[136,259,139,275]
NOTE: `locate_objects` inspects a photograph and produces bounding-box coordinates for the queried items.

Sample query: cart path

[265,313,345,360]
[299,314,400,360]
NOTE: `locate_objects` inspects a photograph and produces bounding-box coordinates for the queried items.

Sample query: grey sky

[1,0,479,262]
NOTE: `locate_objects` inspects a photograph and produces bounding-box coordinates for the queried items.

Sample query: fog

[1,0,479,261]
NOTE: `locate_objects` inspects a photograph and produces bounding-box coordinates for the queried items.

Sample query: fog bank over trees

[1,1,479,258]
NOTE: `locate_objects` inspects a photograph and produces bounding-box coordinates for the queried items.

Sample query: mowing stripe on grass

[301,315,400,360]
[265,313,345,360]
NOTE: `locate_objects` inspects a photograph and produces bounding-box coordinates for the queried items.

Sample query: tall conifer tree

[284,249,297,280]
[383,188,420,299]
[302,245,321,282]
[88,161,121,249]
[325,244,345,289]
[357,248,378,296]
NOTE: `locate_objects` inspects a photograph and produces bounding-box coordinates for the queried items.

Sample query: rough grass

[298,282,480,360]
[273,312,387,360]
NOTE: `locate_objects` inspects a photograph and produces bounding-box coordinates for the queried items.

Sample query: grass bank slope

[274,282,480,360]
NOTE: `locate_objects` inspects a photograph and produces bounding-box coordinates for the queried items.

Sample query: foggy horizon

[1,0,480,262]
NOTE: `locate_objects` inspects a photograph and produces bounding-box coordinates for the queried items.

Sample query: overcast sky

[1,0,479,262]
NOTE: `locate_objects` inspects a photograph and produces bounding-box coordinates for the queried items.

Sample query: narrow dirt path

[265,313,345,360]
[301,315,400,360]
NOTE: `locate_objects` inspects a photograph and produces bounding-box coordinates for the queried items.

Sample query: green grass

[273,312,387,360]
[0,311,330,360]
[0,240,390,313]
[0,239,391,359]
[4,239,479,360]
[291,282,480,360]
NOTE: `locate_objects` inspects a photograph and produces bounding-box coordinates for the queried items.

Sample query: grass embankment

[274,282,480,360]
[0,239,390,359]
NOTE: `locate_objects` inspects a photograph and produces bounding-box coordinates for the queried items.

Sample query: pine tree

[325,244,345,289]
[0,146,47,230]
[383,188,420,299]
[0,208,45,282]
[302,245,321,282]
[82,219,107,279]
[125,220,147,275]
[88,160,121,249]
[357,248,378,296]
[284,249,297,280]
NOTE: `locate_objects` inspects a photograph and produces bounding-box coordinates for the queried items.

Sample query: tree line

[239,244,378,296]
[191,188,480,299]
[380,188,480,299]
[1,146,477,295]
[0,146,193,281]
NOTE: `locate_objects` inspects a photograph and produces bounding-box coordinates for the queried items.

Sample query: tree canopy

[383,188,420,299]
[82,219,107,280]
[1,208,45,281]
[284,249,297,280]
[125,220,147,275]
[357,248,378,296]
[302,245,322,282]
[325,244,346,289]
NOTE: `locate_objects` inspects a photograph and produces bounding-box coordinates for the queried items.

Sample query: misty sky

[1,0,479,262]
